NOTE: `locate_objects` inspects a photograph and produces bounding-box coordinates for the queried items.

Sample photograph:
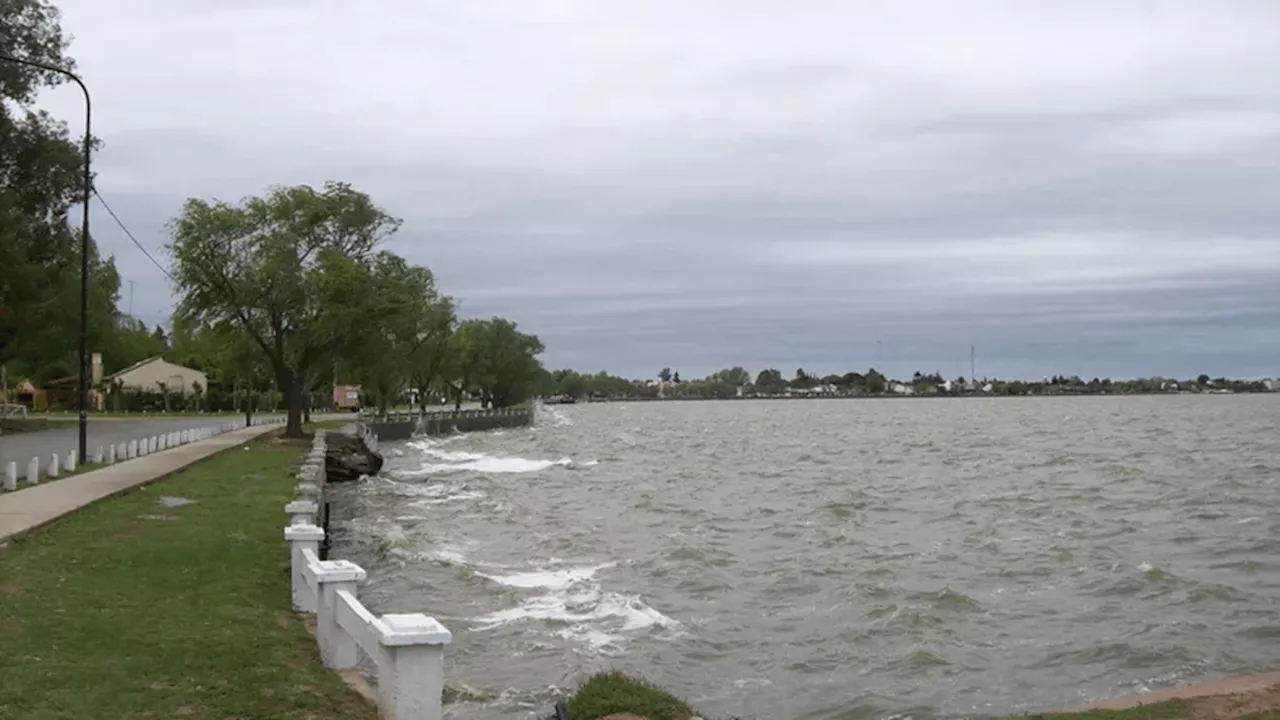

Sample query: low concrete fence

[285,430,452,720]
[1,414,292,492]
[359,406,534,440]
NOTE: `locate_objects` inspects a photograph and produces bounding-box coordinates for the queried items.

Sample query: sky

[32,0,1280,381]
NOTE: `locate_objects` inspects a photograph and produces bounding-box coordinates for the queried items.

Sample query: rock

[325,435,383,483]
[442,678,497,704]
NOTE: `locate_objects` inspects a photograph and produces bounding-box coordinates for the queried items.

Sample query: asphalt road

[0,416,262,471]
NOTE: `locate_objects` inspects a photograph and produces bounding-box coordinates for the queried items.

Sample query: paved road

[0,423,283,542]
[0,416,273,470]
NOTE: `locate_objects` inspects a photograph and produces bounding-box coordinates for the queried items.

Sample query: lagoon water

[326,396,1280,719]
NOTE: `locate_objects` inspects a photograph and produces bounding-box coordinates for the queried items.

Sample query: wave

[407,445,577,474]
[471,561,680,651]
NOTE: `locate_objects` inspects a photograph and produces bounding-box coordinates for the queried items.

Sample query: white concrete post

[47,454,59,479]
[377,614,453,720]
[92,446,103,464]
[127,440,138,459]
[284,524,325,612]
[285,500,319,526]
[314,560,366,668]
[158,434,167,451]
[64,450,76,473]
[27,457,39,484]
[296,482,321,501]
[149,436,158,453]
[3,461,16,491]
[107,444,117,464]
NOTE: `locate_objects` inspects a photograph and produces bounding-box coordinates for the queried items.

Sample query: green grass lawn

[0,433,377,720]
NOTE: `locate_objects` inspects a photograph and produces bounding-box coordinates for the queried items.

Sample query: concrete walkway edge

[0,423,284,544]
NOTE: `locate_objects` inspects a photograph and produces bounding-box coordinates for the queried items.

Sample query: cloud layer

[37,0,1280,379]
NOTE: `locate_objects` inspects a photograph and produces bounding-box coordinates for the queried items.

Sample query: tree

[324,251,451,413]
[864,368,887,394]
[755,368,784,391]
[1,1,116,378]
[658,367,672,383]
[168,182,402,436]
[709,366,751,388]
[450,318,544,408]
[1197,373,1211,387]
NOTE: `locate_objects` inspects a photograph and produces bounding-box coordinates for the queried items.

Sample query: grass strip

[0,432,377,720]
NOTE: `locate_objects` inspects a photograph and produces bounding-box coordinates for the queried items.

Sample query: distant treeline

[540,367,1276,401]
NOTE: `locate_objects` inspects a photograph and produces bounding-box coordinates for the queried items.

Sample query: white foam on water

[480,562,616,590]
[471,561,680,651]
[544,407,574,427]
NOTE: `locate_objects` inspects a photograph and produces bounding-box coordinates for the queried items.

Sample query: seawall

[363,407,534,441]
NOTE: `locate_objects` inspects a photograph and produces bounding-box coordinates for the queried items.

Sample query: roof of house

[46,355,174,388]
[103,355,167,381]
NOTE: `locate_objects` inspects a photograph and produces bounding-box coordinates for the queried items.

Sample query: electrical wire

[92,187,174,280]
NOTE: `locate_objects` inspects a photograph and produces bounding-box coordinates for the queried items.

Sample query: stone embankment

[359,406,534,442]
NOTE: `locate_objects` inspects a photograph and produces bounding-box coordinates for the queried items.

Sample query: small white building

[1264,379,1280,392]
[105,356,207,395]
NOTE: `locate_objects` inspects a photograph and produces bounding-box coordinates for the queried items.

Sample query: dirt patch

[1061,674,1280,719]
[1187,683,1280,720]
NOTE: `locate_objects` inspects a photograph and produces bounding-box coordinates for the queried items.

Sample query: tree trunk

[284,372,304,438]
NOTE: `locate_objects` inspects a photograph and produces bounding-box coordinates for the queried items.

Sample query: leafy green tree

[1,0,91,370]
[864,368,887,394]
[658,367,672,383]
[709,366,751,388]
[168,182,402,436]
[754,368,784,391]
[454,318,545,408]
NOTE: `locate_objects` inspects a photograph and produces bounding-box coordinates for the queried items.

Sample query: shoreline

[1052,672,1280,714]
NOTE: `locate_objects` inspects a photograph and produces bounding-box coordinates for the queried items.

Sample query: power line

[92,187,173,280]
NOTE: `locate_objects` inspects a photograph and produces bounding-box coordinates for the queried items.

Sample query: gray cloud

[35,0,1280,380]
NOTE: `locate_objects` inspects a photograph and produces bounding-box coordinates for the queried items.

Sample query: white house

[105,356,207,395]
[1264,379,1280,392]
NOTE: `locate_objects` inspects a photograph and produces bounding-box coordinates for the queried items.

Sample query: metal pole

[0,54,92,461]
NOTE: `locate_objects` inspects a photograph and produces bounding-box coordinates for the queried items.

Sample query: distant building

[333,384,363,409]
[1264,379,1280,392]
[104,356,207,396]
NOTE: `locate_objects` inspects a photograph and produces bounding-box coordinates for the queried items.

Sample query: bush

[564,672,697,720]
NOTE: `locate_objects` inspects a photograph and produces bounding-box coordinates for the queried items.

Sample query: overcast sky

[35,0,1280,381]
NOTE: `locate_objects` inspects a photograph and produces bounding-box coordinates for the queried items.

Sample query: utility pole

[0,54,93,461]
[971,344,977,393]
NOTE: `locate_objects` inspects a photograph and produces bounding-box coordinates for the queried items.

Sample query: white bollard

[285,500,319,526]
[3,461,16,491]
[107,444,117,464]
[284,524,325,612]
[47,454,59,479]
[314,561,366,669]
[138,439,147,457]
[92,446,104,464]
[127,440,137,459]
[377,614,453,720]
[64,450,76,473]
[27,457,39,484]
[159,434,167,451]
[149,436,158,454]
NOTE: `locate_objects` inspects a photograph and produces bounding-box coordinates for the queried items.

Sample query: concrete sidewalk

[0,423,283,544]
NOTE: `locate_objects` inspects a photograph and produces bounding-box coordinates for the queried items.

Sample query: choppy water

[325,396,1280,720]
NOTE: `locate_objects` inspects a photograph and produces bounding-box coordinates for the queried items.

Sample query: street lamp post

[1,54,93,461]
